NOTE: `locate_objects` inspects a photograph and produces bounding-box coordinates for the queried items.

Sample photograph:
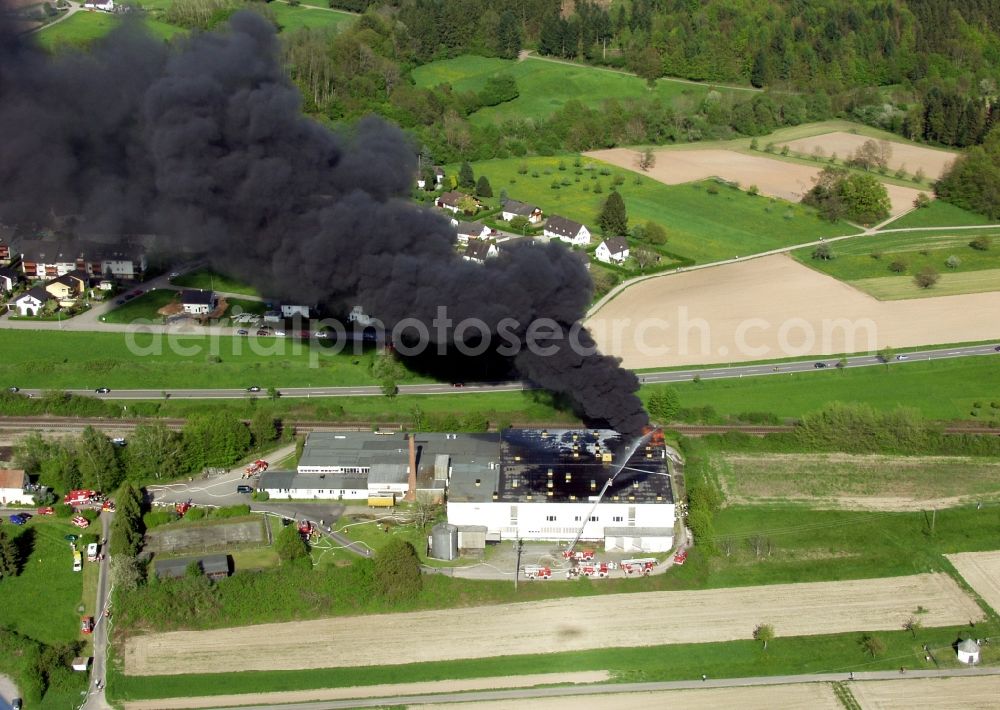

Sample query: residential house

[348,305,375,327]
[543,216,591,246]
[416,166,445,190]
[453,220,492,243]
[45,270,88,306]
[14,286,53,317]
[595,236,630,264]
[19,239,146,280]
[281,304,310,318]
[83,0,115,11]
[0,469,34,506]
[180,289,217,315]
[436,191,478,215]
[463,241,499,264]
[501,199,543,225]
[0,265,17,293]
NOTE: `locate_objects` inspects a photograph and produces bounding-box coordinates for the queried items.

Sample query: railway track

[0,416,997,436]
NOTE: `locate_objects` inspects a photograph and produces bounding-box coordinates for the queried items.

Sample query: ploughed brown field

[122,573,981,676]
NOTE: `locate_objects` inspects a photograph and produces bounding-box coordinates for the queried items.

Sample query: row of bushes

[143,504,253,530]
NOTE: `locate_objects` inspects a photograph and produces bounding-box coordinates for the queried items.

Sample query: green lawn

[413,55,724,126]
[223,297,267,317]
[889,201,994,229]
[100,289,177,324]
[464,155,850,264]
[0,520,85,644]
[269,2,352,32]
[792,227,1000,298]
[109,625,997,701]
[793,229,1000,280]
[34,11,183,49]
[171,269,260,297]
[652,356,1000,422]
[0,330,391,389]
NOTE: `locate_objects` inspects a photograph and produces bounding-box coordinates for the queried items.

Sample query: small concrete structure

[957,637,981,664]
[72,657,91,672]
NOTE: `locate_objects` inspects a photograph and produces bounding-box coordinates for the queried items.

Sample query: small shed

[72,657,91,672]
[957,638,981,664]
[154,554,231,581]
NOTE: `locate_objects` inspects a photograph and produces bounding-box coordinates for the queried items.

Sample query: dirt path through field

[121,672,611,710]
[779,132,958,180]
[585,148,923,216]
[851,675,1000,709]
[945,551,1000,615]
[585,254,1000,368]
[417,683,841,710]
[122,573,981,676]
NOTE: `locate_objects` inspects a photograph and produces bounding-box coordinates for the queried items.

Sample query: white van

[73,551,82,572]
[86,542,98,562]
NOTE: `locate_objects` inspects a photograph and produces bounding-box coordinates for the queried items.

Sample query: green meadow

[889,201,995,229]
[465,154,850,264]
[653,356,1000,422]
[413,54,732,125]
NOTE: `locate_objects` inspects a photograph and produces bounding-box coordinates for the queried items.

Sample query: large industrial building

[258,428,676,552]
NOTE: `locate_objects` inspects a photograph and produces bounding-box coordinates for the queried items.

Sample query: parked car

[247,386,261,392]
[452,382,465,387]
[256,329,270,336]
[12,698,22,710]
[994,345,1000,351]
[236,328,248,336]
[813,362,827,369]
[274,329,286,337]
[130,289,143,296]
[115,299,125,305]
[236,484,253,495]
[9,513,30,525]
[95,387,111,394]
[37,506,55,516]
[111,437,126,446]
[7,386,18,393]
[168,272,180,278]
[896,354,909,360]
[81,616,94,634]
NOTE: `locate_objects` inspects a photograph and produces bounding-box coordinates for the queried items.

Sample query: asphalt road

[0,675,18,710]
[7,342,998,400]
[82,511,113,710]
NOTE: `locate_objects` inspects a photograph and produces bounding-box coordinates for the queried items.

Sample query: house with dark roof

[596,236,630,264]
[543,216,591,246]
[462,240,499,264]
[501,199,543,224]
[0,265,18,293]
[45,270,88,305]
[416,166,446,190]
[180,289,217,315]
[435,191,479,215]
[154,554,231,581]
[14,286,53,317]
[19,239,146,280]
[453,220,492,243]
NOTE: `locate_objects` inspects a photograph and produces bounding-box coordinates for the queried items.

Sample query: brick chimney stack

[406,433,417,502]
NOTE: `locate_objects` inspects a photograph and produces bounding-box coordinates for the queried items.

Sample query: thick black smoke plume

[0,11,648,434]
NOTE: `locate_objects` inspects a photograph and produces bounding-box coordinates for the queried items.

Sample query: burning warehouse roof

[493,428,672,504]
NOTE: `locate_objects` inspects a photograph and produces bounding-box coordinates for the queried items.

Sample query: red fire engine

[523,565,552,580]
[621,558,657,576]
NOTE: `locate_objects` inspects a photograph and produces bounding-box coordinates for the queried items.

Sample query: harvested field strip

[850,675,1000,709]
[587,254,1000,369]
[850,268,1000,300]
[418,683,842,710]
[122,573,982,676]
[779,131,958,180]
[717,453,1000,510]
[586,147,922,216]
[121,671,611,710]
[946,551,1000,616]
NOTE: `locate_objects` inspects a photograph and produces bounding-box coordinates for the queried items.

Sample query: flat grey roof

[259,469,367,491]
[298,432,411,470]
[154,554,229,578]
[368,463,408,485]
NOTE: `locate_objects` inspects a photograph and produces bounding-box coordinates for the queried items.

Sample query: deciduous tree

[753,623,775,649]
[374,538,423,602]
[647,387,680,423]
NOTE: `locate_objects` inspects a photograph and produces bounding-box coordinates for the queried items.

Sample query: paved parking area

[145,519,264,554]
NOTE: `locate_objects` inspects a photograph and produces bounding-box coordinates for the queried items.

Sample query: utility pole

[514,538,523,591]
[931,508,936,537]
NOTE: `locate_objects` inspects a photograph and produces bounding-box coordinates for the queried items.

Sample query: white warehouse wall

[447,500,675,542]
